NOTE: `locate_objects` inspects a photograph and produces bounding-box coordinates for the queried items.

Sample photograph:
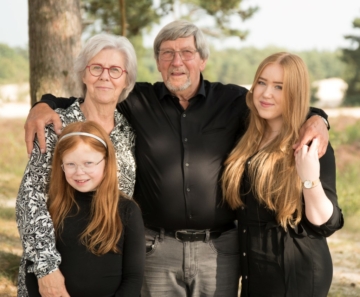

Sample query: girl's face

[253,63,284,131]
[61,141,105,192]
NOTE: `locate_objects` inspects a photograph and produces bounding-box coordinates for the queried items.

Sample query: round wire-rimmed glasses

[86,64,127,79]
[61,158,105,174]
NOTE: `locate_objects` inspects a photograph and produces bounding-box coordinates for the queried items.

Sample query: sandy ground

[0,102,31,118]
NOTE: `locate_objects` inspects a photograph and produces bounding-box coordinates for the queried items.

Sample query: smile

[75,179,90,184]
[260,101,274,108]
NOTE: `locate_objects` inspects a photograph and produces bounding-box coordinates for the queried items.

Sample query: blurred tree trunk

[28,0,82,105]
[119,0,126,36]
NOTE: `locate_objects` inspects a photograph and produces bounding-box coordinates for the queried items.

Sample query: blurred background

[0,0,360,296]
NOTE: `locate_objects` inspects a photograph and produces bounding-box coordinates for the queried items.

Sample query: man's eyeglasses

[61,158,105,174]
[158,49,198,61]
[86,64,127,79]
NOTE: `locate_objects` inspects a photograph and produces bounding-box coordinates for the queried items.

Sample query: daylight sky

[1,0,360,51]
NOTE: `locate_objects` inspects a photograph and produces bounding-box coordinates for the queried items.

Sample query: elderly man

[24,20,329,297]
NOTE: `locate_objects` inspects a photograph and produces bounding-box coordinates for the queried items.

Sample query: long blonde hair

[222,52,310,229]
[47,121,122,255]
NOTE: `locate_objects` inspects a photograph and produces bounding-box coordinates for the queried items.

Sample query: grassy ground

[1,116,360,296]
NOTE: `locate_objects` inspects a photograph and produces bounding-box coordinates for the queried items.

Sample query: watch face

[304,180,312,188]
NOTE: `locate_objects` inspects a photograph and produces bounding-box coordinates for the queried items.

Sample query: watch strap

[303,179,320,189]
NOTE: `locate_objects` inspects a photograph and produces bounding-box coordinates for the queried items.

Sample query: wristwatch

[303,179,320,189]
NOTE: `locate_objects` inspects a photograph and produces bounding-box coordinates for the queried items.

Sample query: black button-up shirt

[118,77,249,230]
[41,79,327,231]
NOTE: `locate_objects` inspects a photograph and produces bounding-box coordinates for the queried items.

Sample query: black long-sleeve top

[238,143,344,297]
[40,76,328,230]
[25,191,145,297]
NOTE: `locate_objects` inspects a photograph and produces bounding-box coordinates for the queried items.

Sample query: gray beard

[165,78,192,93]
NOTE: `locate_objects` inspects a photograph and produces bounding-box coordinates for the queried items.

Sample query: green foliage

[191,47,346,86]
[82,0,167,37]
[0,42,346,94]
[298,50,345,81]
[341,16,360,106]
[0,43,29,84]
[81,0,257,40]
[0,208,16,221]
[183,0,258,40]
[329,119,360,218]
[336,162,360,217]
[330,119,360,149]
[0,249,20,284]
[134,45,345,87]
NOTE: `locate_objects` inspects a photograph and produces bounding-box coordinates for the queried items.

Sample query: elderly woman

[16,34,141,297]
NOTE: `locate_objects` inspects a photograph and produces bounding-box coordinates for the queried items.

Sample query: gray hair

[153,20,210,61]
[74,33,137,102]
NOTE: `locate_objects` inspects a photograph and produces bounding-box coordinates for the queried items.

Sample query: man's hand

[38,269,70,297]
[293,116,329,158]
[295,138,320,182]
[24,103,62,156]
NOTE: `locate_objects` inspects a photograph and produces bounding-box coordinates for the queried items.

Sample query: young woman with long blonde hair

[222,52,343,297]
[24,121,145,297]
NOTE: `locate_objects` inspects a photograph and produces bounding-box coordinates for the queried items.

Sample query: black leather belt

[146,222,236,242]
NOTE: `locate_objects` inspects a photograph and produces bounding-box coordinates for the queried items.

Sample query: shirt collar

[158,74,206,101]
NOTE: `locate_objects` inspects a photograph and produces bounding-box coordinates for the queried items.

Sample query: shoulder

[120,82,157,109]
[130,82,157,96]
[204,80,248,96]
[114,110,133,129]
[56,99,85,124]
[119,196,142,223]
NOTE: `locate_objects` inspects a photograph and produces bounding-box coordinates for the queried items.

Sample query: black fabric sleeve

[34,93,77,110]
[302,142,344,237]
[308,107,330,129]
[116,83,155,125]
[116,199,145,297]
[117,89,138,125]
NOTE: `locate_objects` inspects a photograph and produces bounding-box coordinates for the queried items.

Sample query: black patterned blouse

[15,99,136,296]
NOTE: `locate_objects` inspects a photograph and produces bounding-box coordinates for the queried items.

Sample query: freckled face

[62,142,105,192]
[253,63,284,130]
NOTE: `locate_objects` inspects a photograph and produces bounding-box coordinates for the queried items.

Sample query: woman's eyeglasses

[86,64,127,79]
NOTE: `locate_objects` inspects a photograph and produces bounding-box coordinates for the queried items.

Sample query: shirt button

[245,276,248,279]
[243,229,246,233]
[187,188,190,192]
[243,253,246,256]
[241,207,244,210]
[185,163,189,167]
[183,114,186,117]
[184,138,188,142]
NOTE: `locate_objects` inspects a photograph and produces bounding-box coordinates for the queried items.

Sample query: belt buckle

[174,230,187,242]
[175,230,206,242]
